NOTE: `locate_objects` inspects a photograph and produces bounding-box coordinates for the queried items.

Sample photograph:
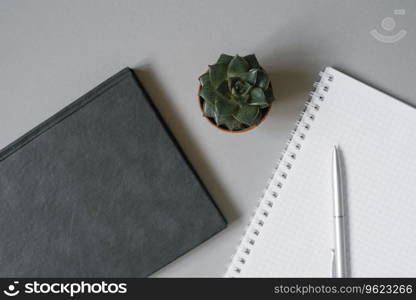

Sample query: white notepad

[226,67,416,277]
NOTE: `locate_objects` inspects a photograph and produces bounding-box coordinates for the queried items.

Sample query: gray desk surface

[1,0,415,277]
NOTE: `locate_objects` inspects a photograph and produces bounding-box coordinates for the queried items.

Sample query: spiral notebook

[226,67,416,277]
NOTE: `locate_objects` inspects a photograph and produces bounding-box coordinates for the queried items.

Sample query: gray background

[1,0,415,277]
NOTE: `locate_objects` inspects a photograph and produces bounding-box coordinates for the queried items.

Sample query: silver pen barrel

[332,146,347,277]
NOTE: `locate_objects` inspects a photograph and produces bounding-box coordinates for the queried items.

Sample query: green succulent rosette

[199,54,275,131]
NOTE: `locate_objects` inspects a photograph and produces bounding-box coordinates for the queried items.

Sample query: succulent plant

[199,54,274,131]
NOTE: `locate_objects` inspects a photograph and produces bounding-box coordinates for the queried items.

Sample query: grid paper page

[226,67,416,277]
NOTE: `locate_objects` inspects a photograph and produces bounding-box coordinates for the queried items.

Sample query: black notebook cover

[0,68,226,277]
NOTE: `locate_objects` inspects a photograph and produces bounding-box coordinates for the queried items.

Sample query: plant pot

[197,84,272,133]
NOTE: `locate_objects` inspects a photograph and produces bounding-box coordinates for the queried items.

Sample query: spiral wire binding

[225,69,334,277]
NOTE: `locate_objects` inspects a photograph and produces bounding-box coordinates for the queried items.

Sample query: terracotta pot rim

[197,84,271,133]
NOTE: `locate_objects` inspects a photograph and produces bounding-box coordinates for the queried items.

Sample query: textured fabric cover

[0,68,226,277]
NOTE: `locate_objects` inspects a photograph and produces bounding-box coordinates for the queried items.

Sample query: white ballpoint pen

[332,145,348,277]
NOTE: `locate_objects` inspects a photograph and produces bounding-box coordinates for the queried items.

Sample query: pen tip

[333,145,340,159]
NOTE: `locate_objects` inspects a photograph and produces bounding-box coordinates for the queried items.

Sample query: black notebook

[0,68,226,277]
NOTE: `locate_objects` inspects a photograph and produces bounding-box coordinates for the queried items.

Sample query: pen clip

[330,248,336,278]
